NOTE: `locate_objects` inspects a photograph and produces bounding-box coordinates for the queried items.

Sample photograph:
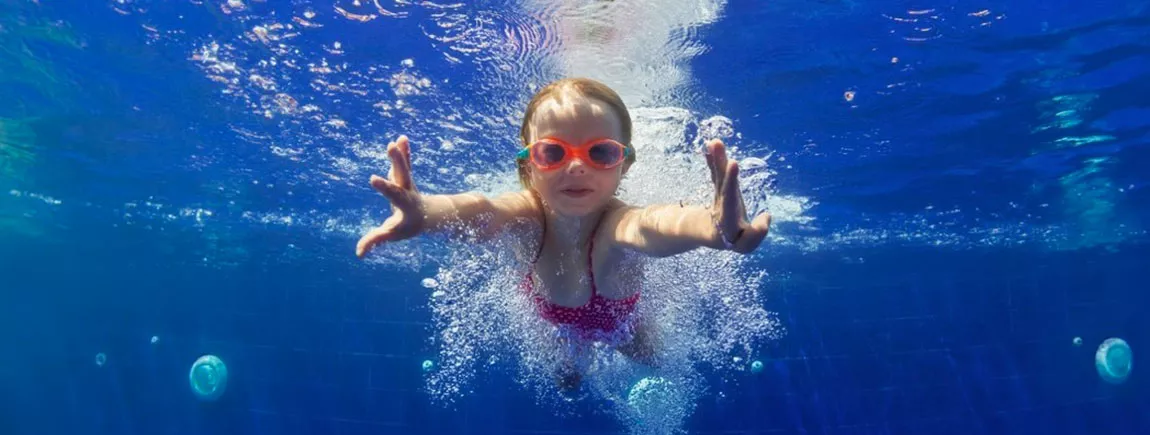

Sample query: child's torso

[528,230,644,307]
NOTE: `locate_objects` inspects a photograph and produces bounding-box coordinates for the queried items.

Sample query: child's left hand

[705,139,772,254]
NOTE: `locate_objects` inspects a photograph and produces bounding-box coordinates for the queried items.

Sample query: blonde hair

[516,78,635,189]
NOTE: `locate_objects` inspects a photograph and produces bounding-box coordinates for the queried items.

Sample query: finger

[385,141,398,182]
[395,135,414,190]
[356,225,393,258]
[711,140,729,185]
[735,212,772,254]
[387,141,410,190]
[720,160,742,227]
[706,140,724,190]
[370,174,408,206]
[752,212,771,235]
[704,150,718,192]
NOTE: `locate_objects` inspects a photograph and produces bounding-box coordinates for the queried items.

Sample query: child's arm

[608,139,771,257]
[419,190,536,237]
[608,204,729,257]
[356,136,537,258]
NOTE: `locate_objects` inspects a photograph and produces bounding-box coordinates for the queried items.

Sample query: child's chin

[552,199,602,217]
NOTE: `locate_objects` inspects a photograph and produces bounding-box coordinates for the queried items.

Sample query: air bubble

[189,355,228,401]
[740,157,767,170]
[1095,338,1132,385]
[421,278,439,288]
[751,360,764,374]
[95,353,107,367]
[627,377,676,426]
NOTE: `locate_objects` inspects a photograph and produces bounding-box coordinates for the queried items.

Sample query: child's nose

[565,157,589,174]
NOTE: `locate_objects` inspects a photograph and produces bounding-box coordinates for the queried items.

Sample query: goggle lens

[587,141,623,166]
[536,141,568,167]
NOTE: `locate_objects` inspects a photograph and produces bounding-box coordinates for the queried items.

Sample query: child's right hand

[356,135,426,258]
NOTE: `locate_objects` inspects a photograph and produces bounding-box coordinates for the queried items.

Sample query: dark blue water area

[3,217,1149,434]
[696,0,1150,226]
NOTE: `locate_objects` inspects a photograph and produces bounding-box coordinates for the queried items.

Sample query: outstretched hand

[704,139,771,254]
[356,135,426,258]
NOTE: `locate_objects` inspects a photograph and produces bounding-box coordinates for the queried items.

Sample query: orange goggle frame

[516,138,632,171]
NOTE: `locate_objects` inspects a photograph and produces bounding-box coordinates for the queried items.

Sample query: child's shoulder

[603,198,636,221]
[599,198,638,239]
[493,189,541,219]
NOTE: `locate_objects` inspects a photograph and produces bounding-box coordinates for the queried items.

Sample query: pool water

[1,0,1147,434]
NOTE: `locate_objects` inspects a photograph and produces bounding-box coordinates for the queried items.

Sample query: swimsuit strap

[529,192,546,265]
[586,210,606,296]
[527,194,607,296]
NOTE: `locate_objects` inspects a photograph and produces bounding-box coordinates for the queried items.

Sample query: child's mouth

[560,188,593,198]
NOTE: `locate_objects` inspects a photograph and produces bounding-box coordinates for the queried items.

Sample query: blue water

[2,0,1148,433]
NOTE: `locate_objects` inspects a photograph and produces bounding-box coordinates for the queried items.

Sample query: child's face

[526,93,628,217]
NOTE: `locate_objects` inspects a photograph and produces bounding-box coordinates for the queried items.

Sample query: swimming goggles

[516,137,632,171]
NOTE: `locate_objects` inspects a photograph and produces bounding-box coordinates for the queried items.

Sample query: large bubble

[1095,338,1133,385]
[189,355,229,401]
[627,377,675,423]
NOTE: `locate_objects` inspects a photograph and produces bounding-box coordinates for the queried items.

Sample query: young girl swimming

[355,78,771,391]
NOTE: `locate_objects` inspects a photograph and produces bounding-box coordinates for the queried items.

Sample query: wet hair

[516,78,635,189]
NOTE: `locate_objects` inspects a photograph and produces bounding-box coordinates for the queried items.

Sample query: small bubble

[421,278,439,288]
[151,336,160,344]
[891,57,899,64]
[1073,336,1083,347]
[844,90,856,102]
[751,360,764,374]
[95,353,107,367]
[422,360,435,372]
[401,58,415,68]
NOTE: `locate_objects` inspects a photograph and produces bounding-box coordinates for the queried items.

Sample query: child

[356,78,771,391]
